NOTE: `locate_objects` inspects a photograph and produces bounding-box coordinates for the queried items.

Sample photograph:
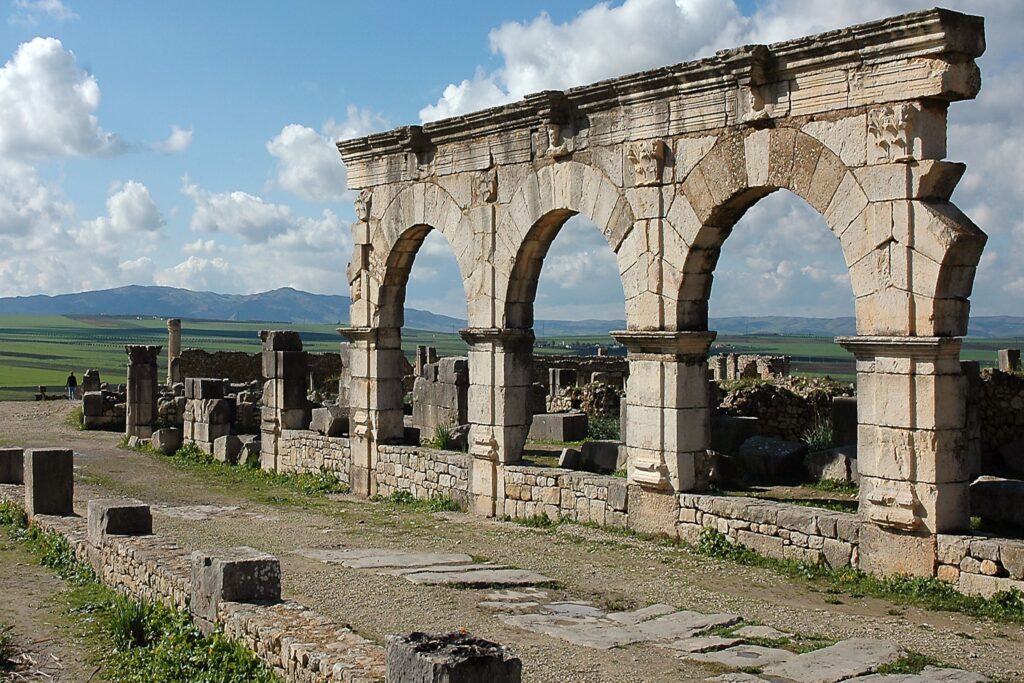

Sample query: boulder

[737,436,807,482]
[151,428,183,456]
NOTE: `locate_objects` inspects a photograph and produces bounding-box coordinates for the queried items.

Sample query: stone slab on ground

[383,562,500,576]
[689,644,795,669]
[607,603,677,624]
[706,674,763,682]
[501,614,649,649]
[403,568,553,587]
[635,610,741,640]
[760,638,903,682]
[663,636,744,653]
[856,666,990,682]
[733,625,792,640]
[296,547,473,568]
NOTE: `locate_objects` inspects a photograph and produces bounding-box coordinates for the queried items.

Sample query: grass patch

[65,406,86,431]
[804,479,858,496]
[802,415,834,452]
[875,652,943,675]
[693,528,1024,623]
[785,498,858,513]
[424,422,464,452]
[587,414,620,441]
[1,500,279,682]
[371,490,464,513]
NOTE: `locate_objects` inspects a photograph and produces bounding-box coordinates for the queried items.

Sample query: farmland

[0,314,1012,400]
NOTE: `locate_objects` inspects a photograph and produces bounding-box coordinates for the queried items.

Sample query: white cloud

[153,125,193,154]
[182,239,218,255]
[74,180,164,252]
[267,105,387,202]
[9,0,77,24]
[183,179,295,243]
[0,37,119,160]
[155,256,234,293]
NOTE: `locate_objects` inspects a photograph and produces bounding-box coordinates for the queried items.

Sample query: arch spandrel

[673,125,986,336]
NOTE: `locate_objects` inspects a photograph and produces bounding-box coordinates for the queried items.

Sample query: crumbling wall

[179,349,342,391]
[978,369,1024,455]
[708,354,791,382]
[716,377,854,442]
[411,357,468,434]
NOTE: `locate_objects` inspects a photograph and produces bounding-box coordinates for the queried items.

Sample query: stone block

[527,413,588,442]
[558,447,580,469]
[237,438,261,468]
[261,350,307,382]
[259,330,302,352]
[151,428,182,456]
[199,398,233,425]
[711,415,759,456]
[0,447,24,484]
[970,476,1024,528]
[737,436,807,483]
[437,356,469,385]
[82,391,105,416]
[385,632,522,683]
[311,406,348,437]
[607,480,628,512]
[193,421,232,444]
[581,440,621,473]
[213,435,243,464]
[24,448,74,516]
[190,547,281,625]
[185,378,224,400]
[997,349,1021,373]
[805,445,857,482]
[87,498,152,546]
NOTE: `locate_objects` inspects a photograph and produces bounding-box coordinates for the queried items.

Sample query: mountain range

[0,285,1021,339]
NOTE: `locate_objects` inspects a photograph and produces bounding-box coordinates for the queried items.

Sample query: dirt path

[1,400,1022,682]
[0,529,104,682]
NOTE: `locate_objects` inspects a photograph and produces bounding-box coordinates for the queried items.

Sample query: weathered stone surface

[0,447,24,484]
[558,447,580,469]
[527,413,588,442]
[805,445,857,482]
[151,428,182,456]
[760,638,903,682]
[732,625,791,640]
[856,666,990,682]
[403,568,552,587]
[24,448,73,516]
[385,632,522,683]
[689,644,795,668]
[190,547,281,626]
[311,406,348,437]
[87,498,152,546]
[581,440,620,472]
[213,435,242,464]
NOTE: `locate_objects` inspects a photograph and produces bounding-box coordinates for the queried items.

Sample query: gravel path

[2,400,1023,682]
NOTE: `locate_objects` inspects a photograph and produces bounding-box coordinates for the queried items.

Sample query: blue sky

[1,0,1021,321]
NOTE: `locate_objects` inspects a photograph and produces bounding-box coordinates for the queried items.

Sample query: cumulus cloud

[267,105,387,202]
[74,181,164,252]
[9,0,77,24]
[0,37,120,160]
[153,125,193,154]
[182,179,295,243]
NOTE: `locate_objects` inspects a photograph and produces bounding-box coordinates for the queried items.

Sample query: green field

[0,315,1010,400]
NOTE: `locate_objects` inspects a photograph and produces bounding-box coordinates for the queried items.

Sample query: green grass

[875,652,944,675]
[805,479,859,496]
[0,500,279,682]
[65,406,86,430]
[370,489,464,513]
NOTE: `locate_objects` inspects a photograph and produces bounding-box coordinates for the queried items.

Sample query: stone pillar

[837,336,969,577]
[125,345,161,439]
[259,331,308,472]
[611,331,715,493]
[24,448,74,516]
[167,318,182,385]
[997,348,1021,373]
[338,326,405,497]
[459,328,534,517]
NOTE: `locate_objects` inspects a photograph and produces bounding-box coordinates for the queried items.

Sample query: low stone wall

[375,445,471,507]
[677,494,862,569]
[0,484,386,681]
[978,368,1024,455]
[501,467,629,528]
[716,377,854,442]
[180,349,343,389]
[278,430,352,485]
[937,534,1024,598]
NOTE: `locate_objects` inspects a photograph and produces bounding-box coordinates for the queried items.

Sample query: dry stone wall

[501,467,629,528]
[277,430,352,484]
[937,534,1024,598]
[978,369,1024,456]
[716,377,854,442]
[375,445,471,507]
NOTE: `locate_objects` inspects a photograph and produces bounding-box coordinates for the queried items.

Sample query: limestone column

[337,326,405,497]
[459,327,535,517]
[837,336,970,576]
[125,345,161,439]
[611,331,715,532]
[259,330,308,472]
[166,318,182,385]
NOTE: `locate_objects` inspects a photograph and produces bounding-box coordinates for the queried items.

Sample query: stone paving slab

[297,548,475,569]
[855,666,990,682]
[608,603,677,624]
[403,568,553,586]
[635,610,741,640]
[706,675,763,683]
[733,625,791,640]
[663,636,744,654]
[383,562,498,576]
[759,638,903,683]
[501,614,650,649]
[690,644,796,669]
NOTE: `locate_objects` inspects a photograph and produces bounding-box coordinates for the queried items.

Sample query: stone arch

[672,127,985,336]
[496,161,638,329]
[365,182,474,329]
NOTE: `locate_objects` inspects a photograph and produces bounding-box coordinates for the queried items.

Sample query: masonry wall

[375,445,471,507]
[501,467,629,528]
[277,430,352,485]
[937,534,1024,598]
[978,369,1024,455]
[180,349,343,389]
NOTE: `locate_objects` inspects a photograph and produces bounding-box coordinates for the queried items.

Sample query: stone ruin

[410,349,469,441]
[65,9,1024,590]
[708,353,791,381]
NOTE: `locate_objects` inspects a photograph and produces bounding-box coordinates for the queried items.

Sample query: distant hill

[0,285,1021,339]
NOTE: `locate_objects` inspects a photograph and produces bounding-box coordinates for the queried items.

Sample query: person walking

[66,371,78,400]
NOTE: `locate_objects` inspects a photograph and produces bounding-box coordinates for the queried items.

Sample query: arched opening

[378,225,470,447]
[504,211,628,468]
[701,189,859,510]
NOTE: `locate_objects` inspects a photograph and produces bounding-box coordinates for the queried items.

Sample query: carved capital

[628,140,667,186]
[867,104,914,163]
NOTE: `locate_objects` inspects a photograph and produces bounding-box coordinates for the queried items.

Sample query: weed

[108,596,155,650]
[804,479,858,496]
[612,468,627,478]
[426,422,462,451]
[876,652,943,675]
[802,415,834,452]
[0,502,27,530]
[65,406,86,431]
[587,414,620,441]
